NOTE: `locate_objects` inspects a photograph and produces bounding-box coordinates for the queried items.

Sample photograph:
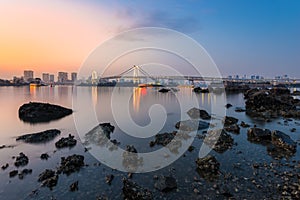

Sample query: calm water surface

[0,86,299,199]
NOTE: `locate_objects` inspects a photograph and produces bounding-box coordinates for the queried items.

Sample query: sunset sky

[0,0,299,79]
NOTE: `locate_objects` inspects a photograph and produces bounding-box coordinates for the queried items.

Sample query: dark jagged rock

[247,128,271,143]
[204,129,234,153]
[271,130,296,152]
[235,107,246,112]
[105,174,114,185]
[38,169,58,188]
[187,107,211,120]
[69,181,79,192]
[225,103,233,108]
[18,102,72,123]
[85,123,115,146]
[55,134,77,148]
[57,154,84,175]
[149,131,176,147]
[158,88,170,93]
[175,120,209,131]
[1,163,9,170]
[223,116,239,126]
[9,170,18,178]
[154,176,177,192]
[14,152,29,167]
[123,179,153,200]
[16,129,60,143]
[126,145,137,153]
[224,124,240,134]
[240,121,250,128]
[193,87,209,93]
[196,155,220,180]
[40,153,50,160]
[123,145,143,172]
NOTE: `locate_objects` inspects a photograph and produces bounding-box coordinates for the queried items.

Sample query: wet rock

[235,107,246,112]
[1,163,9,170]
[14,152,29,167]
[105,174,114,185]
[225,103,233,108]
[196,155,220,180]
[175,120,209,131]
[0,144,15,149]
[271,130,296,152]
[149,131,176,147]
[123,145,143,172]
[38,169,58,188]
[290,128,296,132]
[224,124,240,134]
[154,176,177,192]
[9,170,18,178]
[69,181,79,192]
[204,129,234,153]
[84,123,115,146]
[122,179,153,200]
[16,129,60,143]
[158,88,170,93]
[187,107,211,120]
[40,153,50,160]
[193,87,209,93]
[223,116,239,126]
[55,134,77,148]
[188,146,195,152]
[38,169,55,182]
[240,121,250,128]
[19,102,72,123]
[18,168,32,179]
[292,90,300,96]
[247,128,271,143]
[57,154,84,175]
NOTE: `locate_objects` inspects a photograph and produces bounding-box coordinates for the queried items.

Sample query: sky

[0,0,299,79]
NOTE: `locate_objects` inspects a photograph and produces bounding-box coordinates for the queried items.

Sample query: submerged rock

[271,130,296,152]
[14,152,29,167]
[196,155,220,180]
[158,88,170,93]
[16,129,60,143]
[18,102,72,123]
[247,128,272,143]
[55,134,77,148]
[204,129,234,153]
[154,176,177,192]
[57,154,84,175]
[38,169,58,188]
[18,169,32,179]
[187,107,211,120]
[225,103,233,109]
[149,131,176,147]
[40,153,50,160]
[224,124,240,134]
[175,120,209,131]
[69,181,79,192]
[9,170,18,178]
[223,116,239,126]
[1,163,9,170]
[123,179,153,200]
[240,121,250,128]
[193,87,209,93]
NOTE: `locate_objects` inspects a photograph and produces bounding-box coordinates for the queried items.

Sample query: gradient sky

[0,0,299,79]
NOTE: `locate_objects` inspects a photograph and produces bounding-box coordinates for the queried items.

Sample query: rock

[38,169,58,188]
[57,154,84,175]
[196,155,220,179]
[149,131,176,147]
[175,120,209,131]
[105,174,114,185]
[123,145,143,172]
[122,179,153,200]
[158,88,170,93]
[187,107,211,120]
[16,129,60,143]
[1,163,9,170]
[292,90,300,96]
[154,176,177,192]
[235,107,246,112]
[290,128,296,132]
[204,129,234,153]
[69,181,79,192]
[84,123,115,146]
[240,121,250,128]
[9,170,18,178]
[14,152,29,167]
[193,87,209,93]
[18,169,32,179]
[271,130,296,152]
[188,146,195,152]
[223,116,239,126]
[38,169,55,182]
[40,153,50,160]
[0,144,15,149]
[224,124,240,134]
[55,134,77,148]
[225,103,233,108]
[247,128,272,143]
[18,102,72,123]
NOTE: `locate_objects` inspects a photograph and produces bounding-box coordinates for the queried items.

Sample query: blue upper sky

[88,0,300,78]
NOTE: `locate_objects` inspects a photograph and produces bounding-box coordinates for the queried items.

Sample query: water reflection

[92,86,98,106]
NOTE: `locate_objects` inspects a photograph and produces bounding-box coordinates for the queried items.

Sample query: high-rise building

[49,74,55,83]
[91,71,98,85]
[71,72,77,82]
[24,70,34,82]
[58,72,68,83]
[42,73,50,83]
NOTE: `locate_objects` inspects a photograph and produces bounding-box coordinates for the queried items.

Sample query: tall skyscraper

[71,72,77,82]
[58,72,68,83]
[42,73,50,83]
[91,71,98,85]
[49,74,55,83]
[24,70,34,82]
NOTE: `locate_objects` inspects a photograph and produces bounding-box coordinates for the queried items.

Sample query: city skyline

[0,1,299,79]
